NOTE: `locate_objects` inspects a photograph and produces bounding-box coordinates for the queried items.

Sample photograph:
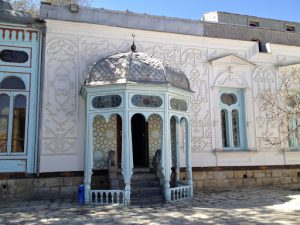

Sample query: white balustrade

[90,190,125,205]
[170,185,192,201]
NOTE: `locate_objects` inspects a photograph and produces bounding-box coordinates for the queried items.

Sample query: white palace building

[1,1,300,205]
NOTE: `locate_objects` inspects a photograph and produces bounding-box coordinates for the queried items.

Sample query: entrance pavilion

[80,45,193,205]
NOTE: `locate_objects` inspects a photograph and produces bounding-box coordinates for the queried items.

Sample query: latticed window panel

[92,95,122,109]
[170,98,188,111]
[131,95,163,108]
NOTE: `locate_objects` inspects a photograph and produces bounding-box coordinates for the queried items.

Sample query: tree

[8,0,91,17]
[8,0,39,16]
[42,0,91,6]
[257,64,300,149]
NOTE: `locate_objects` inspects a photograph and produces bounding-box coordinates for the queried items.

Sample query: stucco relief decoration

[79,37,109,83]
[137,43,180,68]
[279,65,300,89]
[93,115,117,169]
[181,47,211,152]
[136,43,155,56]
[109,40,131,55]
[148,115,162,166]
[253,66,278,150]
[42,38,78,154]
[214,66,248,88]
[152,45,180,67]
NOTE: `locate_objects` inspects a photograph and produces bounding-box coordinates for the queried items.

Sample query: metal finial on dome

[131,33,136,52]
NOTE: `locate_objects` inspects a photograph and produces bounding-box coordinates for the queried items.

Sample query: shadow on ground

[0,186,300,224]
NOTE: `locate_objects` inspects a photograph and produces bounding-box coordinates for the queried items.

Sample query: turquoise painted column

[175,119,180,183]
[84,112,94,203]
[122,92,132,205]
[186,118,193,197]
[163,94,171,201]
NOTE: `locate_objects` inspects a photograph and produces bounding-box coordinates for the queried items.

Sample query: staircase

[130,168,165,206]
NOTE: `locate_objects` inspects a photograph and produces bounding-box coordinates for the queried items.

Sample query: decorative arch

[169,114,180,123]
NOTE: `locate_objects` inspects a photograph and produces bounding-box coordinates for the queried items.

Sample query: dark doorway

[131,114,149,167]
[116,115,122,168]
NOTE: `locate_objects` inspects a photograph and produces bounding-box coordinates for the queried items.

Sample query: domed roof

[0,0,36,25]
[85,51,190,90]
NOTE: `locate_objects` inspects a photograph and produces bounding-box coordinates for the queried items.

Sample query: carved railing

[170,185,192,201]
[90,190,125,205]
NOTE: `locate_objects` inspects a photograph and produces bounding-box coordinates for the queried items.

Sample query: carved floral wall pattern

[148,115,162,167]
[93,115,117,170]
[279,65,300,89]
[181,47,211,152]
[79,37,109,84]
[42,38,78,154]
[253,66,278,150]
[136,43,180,68]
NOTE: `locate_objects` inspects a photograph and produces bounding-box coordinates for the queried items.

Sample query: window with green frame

[0,76,27,154]
[287,100,300,150]
[219,88,247,150]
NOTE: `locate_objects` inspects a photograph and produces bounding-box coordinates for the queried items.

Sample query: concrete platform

[0,186,300,224]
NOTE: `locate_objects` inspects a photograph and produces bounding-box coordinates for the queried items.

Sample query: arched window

[0,94,10,153]
[220,89,246,150]
[12,95,26,152]
[0,76,26,90]
[0,76,27,154]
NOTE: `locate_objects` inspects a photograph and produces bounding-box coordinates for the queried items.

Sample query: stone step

[130,167,164,206]
[130,196,165,206]
[131,180,160,187]
[132,168,151,173]
[131,187,162,196]
[131,174,157,181]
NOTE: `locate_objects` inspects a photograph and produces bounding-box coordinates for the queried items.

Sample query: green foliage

[43,0,91,6]
[8,0,39,16]
[7,0,91,17]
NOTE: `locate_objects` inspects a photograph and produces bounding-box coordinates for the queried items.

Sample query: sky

[90,0,300,22]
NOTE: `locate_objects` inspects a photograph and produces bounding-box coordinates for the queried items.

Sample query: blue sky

[90,0,300,22]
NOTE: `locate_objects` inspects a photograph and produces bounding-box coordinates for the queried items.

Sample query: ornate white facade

[38,15,300,174]
[2,2,300,203]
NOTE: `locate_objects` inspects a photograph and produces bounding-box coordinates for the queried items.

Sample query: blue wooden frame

[288,116,300,150]
[0,25,40,173]
[219,88,247,150]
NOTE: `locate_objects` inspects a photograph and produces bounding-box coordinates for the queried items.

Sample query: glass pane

[0,76,26,90]
[0,49,29,63]
[131,95,163,107]
[92,95,122,108]
[0,94,9,153]
[232,109,241,147]
[221,93,237,106]
[170,98,188,111]
[221,109,228,147]
[288,117,298,148]
[12,95,26,153]
[296,120,300,148]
